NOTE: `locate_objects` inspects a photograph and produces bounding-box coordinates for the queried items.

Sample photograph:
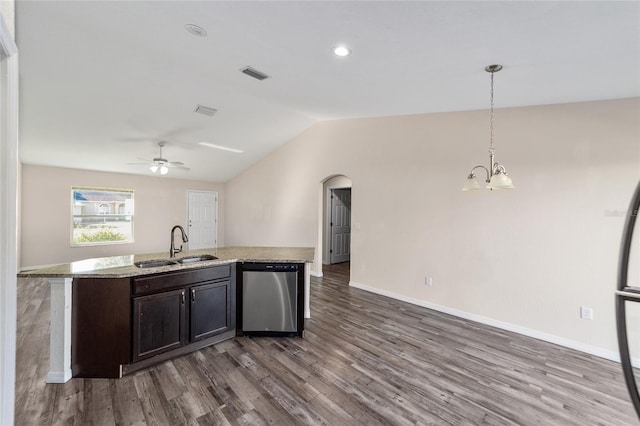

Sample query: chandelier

[462,64,515,191]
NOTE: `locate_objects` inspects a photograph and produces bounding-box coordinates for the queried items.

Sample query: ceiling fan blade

[199,142,244,153]
[115,136,152,142]
[127,162,153,165]
[165,161,184,167]
[172,165,190,171]
[160,125,201,140]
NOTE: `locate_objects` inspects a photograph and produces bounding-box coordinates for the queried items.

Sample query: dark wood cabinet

[132,278,234,361]
[124,265,236,373]
[190,280,232,341]
[72,263,236,378]
[132,288,186,361]
[129,265,236,372]
[71,277,131,378]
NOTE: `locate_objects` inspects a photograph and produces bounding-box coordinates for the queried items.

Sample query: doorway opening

[319,175,352,280]
[328,188,351,264]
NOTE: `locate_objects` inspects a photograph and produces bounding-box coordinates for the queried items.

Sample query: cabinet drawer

[133,264,231,295]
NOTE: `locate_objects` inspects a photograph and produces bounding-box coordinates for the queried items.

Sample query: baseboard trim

[310,271,323,278]
[46,369,72,384]
[349,280,627,365]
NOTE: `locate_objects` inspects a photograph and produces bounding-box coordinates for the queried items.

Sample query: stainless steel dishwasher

[242,263,299,336]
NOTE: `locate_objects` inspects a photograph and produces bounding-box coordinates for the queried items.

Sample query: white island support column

[46,278,72,383]
[304,263,311,318]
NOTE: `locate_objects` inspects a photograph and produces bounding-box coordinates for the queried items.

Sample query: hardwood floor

[320,261,350,281]
[15,267,638,425]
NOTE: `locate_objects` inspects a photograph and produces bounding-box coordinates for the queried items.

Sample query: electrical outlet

[580,306,593,320]
[425,276,433,286]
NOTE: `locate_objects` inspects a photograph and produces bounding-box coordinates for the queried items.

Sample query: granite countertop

[18,246,315,279]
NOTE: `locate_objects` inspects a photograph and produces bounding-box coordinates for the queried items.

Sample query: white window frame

[70,187,135,246]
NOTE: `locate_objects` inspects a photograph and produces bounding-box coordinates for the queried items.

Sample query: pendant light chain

[489,70,495,157]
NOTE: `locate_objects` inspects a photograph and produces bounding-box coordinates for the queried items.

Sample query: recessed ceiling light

[333,46,351,57]
[185,24,207,37]
[199,142,244,153]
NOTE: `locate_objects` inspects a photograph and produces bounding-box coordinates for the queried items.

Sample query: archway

[314,174,352,279]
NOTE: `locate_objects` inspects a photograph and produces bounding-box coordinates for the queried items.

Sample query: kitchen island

[18,246,314,383]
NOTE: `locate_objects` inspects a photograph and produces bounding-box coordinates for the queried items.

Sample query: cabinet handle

[181,291,185,305]
[191,289,196,303]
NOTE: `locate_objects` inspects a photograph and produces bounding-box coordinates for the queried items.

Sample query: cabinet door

[190,280,232,341]
[133,288,186,361]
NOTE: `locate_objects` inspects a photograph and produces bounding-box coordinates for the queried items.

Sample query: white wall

[21,165,226,267]
[225,98,640,358]
[0,1,14,39]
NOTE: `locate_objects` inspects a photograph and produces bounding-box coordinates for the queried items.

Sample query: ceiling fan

[128,141,190,175]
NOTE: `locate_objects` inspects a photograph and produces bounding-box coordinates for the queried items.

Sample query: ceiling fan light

[462,174,483,191]
[150,165,158,173]
[160,165,169,175]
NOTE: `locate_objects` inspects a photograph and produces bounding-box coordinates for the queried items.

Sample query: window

[71,187,134,246]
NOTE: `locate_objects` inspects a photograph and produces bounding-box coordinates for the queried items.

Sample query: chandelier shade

[462,173,484,191]
[487,170,514,190]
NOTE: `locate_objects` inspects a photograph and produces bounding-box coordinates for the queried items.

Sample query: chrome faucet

[170,225,189,258]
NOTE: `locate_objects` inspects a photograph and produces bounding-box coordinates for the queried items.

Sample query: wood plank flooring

[15,263,638,425]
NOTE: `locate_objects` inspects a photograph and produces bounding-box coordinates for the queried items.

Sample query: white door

[330,189,351,264]
[187,191,217,249]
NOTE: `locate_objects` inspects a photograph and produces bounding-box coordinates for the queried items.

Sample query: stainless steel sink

[134,259,179,268]
[177,254,218,264]
[134,255,217,268]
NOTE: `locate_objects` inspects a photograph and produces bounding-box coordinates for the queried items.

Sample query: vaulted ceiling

[16,1,639,182]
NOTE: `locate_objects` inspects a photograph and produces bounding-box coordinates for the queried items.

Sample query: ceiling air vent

[241,66,270,81]
[194,104,217,117]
